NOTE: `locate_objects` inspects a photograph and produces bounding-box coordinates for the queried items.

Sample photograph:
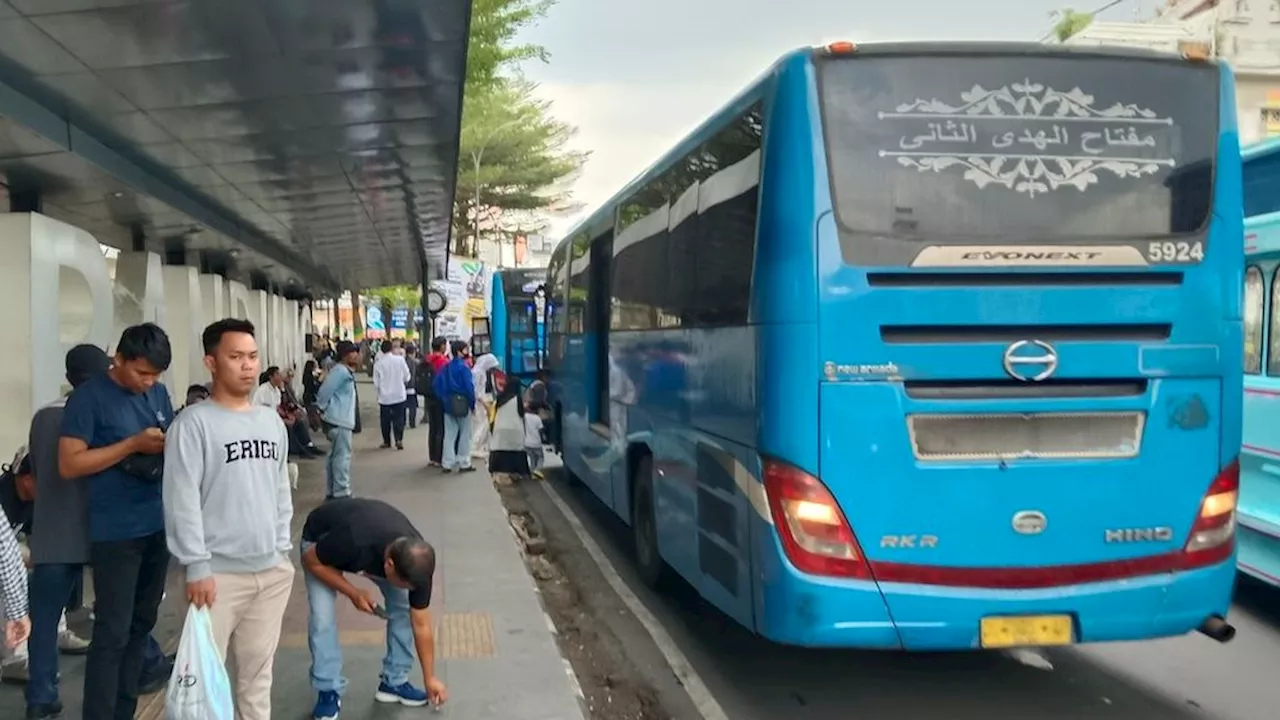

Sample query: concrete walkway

[0,382,586,720]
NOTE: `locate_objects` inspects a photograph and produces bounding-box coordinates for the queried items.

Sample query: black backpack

[415,359,436,397]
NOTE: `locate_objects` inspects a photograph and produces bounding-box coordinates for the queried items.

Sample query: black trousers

[288,417,315,454]
[380,402,406,444]
[426,396,445,463]
[83,531,170,720]
[405,394,419,428]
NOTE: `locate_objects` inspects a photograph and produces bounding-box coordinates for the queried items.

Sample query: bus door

[505,290,545,382]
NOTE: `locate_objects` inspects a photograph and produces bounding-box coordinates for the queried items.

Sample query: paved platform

[0,381,586,720]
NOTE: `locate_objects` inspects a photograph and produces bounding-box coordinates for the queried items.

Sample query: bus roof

[830,41,1209,64]
[552,41,1221,254]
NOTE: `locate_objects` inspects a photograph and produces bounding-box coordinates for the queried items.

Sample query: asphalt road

[527,465,1279,720]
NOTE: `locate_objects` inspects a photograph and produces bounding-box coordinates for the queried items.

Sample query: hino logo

[1002,339,1059,382]
[961,251,1104,262]
[1104,527,1174,543]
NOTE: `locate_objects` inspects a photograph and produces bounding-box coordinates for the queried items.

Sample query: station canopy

[0,0,471,293]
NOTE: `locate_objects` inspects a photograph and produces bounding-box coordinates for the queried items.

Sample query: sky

[514,0,1168,239]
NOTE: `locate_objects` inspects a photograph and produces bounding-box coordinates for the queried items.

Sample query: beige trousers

[206,561,295,720]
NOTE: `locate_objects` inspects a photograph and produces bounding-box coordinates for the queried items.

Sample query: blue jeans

[27,564,81,706]
[443,412,472,470]
[301,543,414,694]
[325,426,353,498]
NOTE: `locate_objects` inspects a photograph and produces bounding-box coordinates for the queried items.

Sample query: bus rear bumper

[757,558,1236,650]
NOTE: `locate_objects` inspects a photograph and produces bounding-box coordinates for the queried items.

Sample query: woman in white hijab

[486,364,531,477]
[471,353,500,458]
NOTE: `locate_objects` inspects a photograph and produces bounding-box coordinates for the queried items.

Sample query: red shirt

[428,353,448,373]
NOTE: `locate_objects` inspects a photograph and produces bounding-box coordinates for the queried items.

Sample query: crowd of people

[0,321,558,720]
[311,335,550,483]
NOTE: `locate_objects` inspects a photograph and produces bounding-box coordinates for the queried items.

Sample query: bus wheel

[631,455,665,588]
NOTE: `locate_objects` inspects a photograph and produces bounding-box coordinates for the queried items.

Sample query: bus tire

[631,454,666,588]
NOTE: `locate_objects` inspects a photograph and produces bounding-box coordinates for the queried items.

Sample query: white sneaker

[0,660,28,684]
[59,630,90,654]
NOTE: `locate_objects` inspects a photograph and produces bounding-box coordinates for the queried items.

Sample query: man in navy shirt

[58,323,174,720]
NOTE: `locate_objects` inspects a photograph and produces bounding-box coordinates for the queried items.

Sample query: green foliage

[465,0,554,91]
[1052,8,1094,42]
[453,0,586,257]
[363,284,422,336]
[365,284,421,308]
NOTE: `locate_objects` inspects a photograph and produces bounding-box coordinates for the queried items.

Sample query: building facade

[1064,0,1280,144]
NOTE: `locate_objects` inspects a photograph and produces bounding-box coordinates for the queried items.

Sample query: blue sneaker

[313,690,341,720]
[374,681,429,707]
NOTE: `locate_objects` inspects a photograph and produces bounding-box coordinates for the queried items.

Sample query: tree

[454,77,587,257]
[451,0,587,258]
[1052,8,1094,42]
[466,0,554,90]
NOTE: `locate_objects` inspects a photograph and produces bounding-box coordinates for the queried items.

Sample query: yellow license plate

[979,615,1073,649]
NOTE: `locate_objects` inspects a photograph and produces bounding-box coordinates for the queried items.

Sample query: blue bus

[1240,137,1280,589]
[544,42,1243,650]
[490,267,549,381]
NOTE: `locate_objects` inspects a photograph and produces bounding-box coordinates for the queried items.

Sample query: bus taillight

[763,459,872,580]
[1183,460,1239,559]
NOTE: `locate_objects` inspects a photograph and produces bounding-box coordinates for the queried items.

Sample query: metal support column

[9,188,41,213]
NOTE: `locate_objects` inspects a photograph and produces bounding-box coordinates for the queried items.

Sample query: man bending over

[300,498,447,720]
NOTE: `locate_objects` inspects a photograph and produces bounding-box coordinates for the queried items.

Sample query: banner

[364,304,386,338]
[430,257,493,340]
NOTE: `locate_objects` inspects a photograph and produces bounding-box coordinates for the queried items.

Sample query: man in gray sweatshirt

[162,318,294,720]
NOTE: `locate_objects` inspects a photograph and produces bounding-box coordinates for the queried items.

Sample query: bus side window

[1269,266,1280,376]
[614,177,669,331]
[693,107,763,327]
[1245,264,1264,374]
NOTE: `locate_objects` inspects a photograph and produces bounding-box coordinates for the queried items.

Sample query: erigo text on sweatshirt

[162,401,293,581]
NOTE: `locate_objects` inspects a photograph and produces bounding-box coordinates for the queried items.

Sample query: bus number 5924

[1148,241,1204,263]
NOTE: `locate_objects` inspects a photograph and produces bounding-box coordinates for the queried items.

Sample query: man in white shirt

[372,341,411,450]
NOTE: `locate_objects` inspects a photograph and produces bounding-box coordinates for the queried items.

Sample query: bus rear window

[817,54,1218,265]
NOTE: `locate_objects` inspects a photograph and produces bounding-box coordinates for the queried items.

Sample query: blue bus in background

[544,42,1243,650]
[490,268,548,381]
[1239,137,1280,589]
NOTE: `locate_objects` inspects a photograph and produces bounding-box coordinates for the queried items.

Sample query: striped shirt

[0,504,28,621]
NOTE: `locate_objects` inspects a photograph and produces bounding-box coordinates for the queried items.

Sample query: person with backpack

[419,338,449,467]
[403,345,421,430]
[431,341,476,473]
[18,345,106,716]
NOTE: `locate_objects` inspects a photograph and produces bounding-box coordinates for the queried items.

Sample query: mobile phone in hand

[371,605,387,619]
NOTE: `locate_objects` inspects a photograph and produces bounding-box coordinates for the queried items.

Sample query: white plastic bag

[165,605,233,720]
